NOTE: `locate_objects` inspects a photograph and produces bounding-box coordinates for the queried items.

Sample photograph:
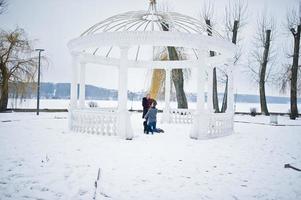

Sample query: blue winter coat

[144,107,157,124]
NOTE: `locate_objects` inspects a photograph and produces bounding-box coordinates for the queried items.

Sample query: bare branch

[200,0,214,22]
[0,0,8,15]
[280,4,301,97]
[247,11,277,85]
[224,0,248,41]
[286,7,300,35]
[254,13,276,48]
[157,0,174,12]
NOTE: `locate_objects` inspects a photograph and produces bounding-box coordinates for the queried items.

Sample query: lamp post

[35,49,44,115]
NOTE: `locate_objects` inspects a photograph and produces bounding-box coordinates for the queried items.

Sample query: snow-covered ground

[0,112,301,200]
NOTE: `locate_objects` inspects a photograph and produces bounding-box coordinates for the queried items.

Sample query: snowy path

[0,112,301,200]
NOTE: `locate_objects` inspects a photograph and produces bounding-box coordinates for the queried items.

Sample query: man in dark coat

[142,93,153,133]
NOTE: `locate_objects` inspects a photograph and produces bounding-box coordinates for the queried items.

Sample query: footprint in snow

[0,181,7,185]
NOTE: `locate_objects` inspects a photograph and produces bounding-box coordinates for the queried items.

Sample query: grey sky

[0,0,299,95]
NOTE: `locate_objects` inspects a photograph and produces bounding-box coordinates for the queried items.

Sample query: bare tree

[148,1,188,108]
[248,14,276,116]
[201,1,220,112]
[284,7,301,119]
[0,0,7,15]
[225,0,247,44]
[0,28,38,111]
[160,21,188,108]
[222,0,248,112]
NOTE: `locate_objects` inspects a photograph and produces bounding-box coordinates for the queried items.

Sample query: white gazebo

[67,0,237,140]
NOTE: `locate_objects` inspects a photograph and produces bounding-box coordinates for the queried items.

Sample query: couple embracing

[142,94,164,134]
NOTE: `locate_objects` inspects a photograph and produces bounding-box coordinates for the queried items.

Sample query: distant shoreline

[7,82,299,105]
[2,108,299,117]
[6,98,300,114]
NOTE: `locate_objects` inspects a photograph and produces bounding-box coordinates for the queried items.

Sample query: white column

[70,54,79,109]
[227,66,234,113]
[118,47,128,113]
[207,65,213,112]
[225,64,235,135]
[79,62,86,108]
[196,66,205,113]
[190,57,206,139]
[117,46,133,139]
[162,68,171,123]
[190,50,211,140]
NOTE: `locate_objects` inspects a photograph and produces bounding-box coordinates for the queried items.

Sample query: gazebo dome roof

[73,0,227,61]
[81,2,222,38]
[68,0,236,66]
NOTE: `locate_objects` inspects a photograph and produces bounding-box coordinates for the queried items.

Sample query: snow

[0,112,301,200]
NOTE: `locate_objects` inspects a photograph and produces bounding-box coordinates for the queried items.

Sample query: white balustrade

[168,108,194,124]
[69,107,233,139]
[206,112,233,138]
[167,108,233,138]
[70,108,118,136]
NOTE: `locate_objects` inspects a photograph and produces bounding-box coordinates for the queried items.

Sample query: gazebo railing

[69,107,118,135]
[165,108,234,138]
[206,112,233,138]
[68,107,233,139]
[168,108,194,124]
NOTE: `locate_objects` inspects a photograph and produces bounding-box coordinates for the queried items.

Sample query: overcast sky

[0,0,299,95]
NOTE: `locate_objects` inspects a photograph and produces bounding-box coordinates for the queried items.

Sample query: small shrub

[88,101,98,108]
[250,107,257,117]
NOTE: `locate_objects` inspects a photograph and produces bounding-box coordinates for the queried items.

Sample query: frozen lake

[7,98,299,113]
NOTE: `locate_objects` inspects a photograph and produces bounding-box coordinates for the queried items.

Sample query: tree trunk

[259,29,271,116]
[171,69,188,108]
[259,80,269,115]
[290,25,301,120]
[212,67,220,112]
[0,70,9,111]
[232,20,239,45]
[161,22,188,109]
[212,67,219,112]
[167,46,188,109]
[205,19,220,112]
[221,76,228,112]
[220,20,239,113]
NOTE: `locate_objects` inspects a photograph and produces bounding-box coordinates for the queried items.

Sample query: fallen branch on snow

[284,164,301,172]
[93,168,110,199]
